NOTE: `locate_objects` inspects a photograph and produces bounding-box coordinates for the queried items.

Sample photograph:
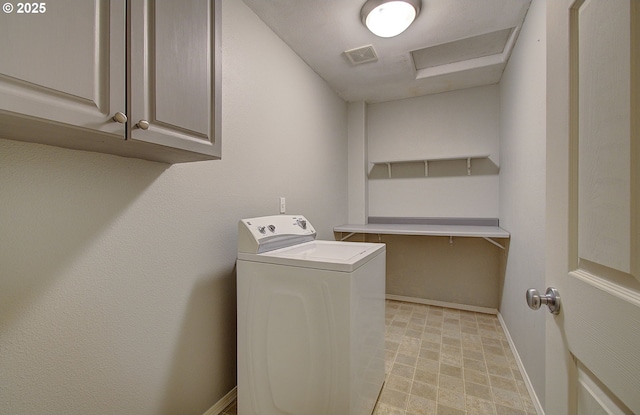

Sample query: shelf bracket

[483,237,506,250]
[385,162,392,178]
[424,160,429,177]
[340,232,357,241]
[467,157,472,175]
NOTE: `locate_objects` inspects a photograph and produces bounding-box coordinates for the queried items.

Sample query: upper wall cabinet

[0,0,221,163]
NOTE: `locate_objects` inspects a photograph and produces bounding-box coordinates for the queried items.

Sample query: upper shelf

[368,155,498,179]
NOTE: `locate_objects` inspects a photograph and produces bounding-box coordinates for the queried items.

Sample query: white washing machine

[237,215,386,415]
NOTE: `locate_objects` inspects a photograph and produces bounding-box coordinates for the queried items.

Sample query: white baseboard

[497,313,545,415]
[386,294,498,315]
[203,386,237,415]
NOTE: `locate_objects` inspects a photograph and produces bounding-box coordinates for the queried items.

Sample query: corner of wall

[347,101,368,224]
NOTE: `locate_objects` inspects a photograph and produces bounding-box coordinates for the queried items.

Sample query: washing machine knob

[258,226,266,234]
[268,224,276,233]
[297,219,307,229]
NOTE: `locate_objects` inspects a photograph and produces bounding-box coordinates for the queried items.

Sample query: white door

[546,0,640,414]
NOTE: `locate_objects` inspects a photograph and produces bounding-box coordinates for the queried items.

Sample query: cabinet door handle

[137,120,150,130]
[112,112,127,124]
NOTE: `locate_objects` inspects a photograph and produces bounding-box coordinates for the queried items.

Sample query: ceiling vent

[344,45,378,65]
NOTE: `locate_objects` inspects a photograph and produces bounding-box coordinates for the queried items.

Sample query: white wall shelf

[368,155,497,179]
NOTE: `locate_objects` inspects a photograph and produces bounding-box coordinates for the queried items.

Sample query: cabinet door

[129,0,221,159]
[0,0,125,136]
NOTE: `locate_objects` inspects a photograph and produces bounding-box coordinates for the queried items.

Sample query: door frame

[545,1,575,411]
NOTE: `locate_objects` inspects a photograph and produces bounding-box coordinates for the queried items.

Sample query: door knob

[526,287,561,315]
[112,112,127,123]
[137,120,150,130]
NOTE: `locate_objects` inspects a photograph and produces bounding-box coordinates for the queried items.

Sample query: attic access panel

[412,28,514,70]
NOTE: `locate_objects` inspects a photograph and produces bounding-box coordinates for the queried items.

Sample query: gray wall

[367,86,500,218]
[498,0,547,407]
[0,1,347,414]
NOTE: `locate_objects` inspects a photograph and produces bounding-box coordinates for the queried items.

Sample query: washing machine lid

[237,240,385,272]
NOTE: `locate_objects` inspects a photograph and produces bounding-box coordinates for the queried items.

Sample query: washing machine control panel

[238,215,317,253]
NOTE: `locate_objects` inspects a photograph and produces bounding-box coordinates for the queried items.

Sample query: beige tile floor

[376,300,536,415]
[222,299,537,415]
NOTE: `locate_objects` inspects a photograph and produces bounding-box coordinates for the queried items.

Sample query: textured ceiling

[241,0,532,103]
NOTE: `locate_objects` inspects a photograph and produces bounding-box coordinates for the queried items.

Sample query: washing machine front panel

[237,260,351,415]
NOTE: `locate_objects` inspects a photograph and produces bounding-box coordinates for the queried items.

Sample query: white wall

[367,86,500,218]
[498,0,546,407]
[0,1,347,414]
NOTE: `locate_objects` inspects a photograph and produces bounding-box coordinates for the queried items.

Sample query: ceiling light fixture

[361,0,421,38]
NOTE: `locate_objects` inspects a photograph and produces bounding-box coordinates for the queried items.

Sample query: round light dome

[361,0,421,38]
